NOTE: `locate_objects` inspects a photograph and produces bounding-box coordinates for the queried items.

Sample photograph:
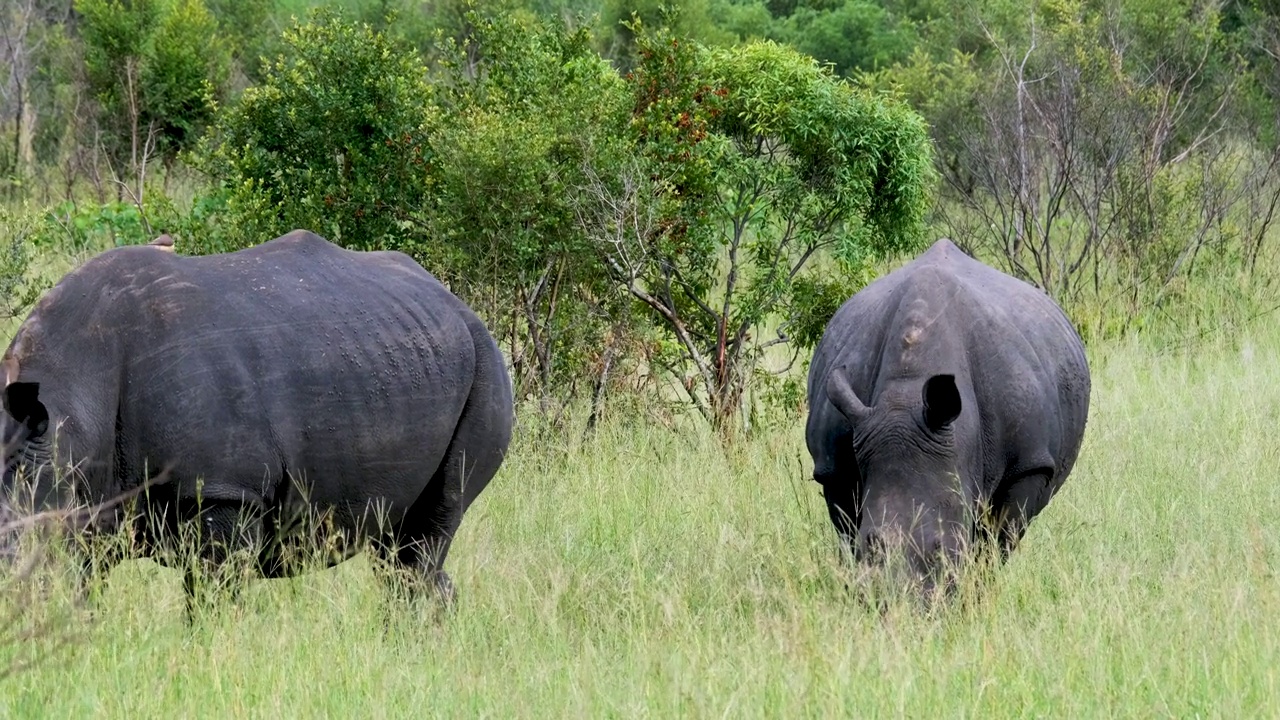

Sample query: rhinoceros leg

[377,459,468,606]
[180,500,264,621]
[69,501,167,610]
[68,534,128,613]
[380,386,509,607]
[986,471,1054,558]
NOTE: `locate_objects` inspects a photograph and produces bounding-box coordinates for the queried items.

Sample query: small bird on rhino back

[805,238,1091,599]
[0,229,514,614]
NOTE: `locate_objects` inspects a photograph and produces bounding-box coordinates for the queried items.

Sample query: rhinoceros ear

[3,382,48,439]
[922,374,961,432]
[827,368,870,424]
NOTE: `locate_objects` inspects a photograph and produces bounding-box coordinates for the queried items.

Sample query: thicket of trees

[2,0,1278,433]
[873,0,1280,333]
[195,9,935,431]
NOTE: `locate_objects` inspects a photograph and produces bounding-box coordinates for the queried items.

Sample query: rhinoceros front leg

[180,500,264,622]
[984,470,1054,558]
[64,534,128,617]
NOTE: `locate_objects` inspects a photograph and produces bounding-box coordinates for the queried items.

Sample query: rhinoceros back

[20,230,491,522]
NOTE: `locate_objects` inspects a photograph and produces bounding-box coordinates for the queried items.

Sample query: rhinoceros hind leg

[380,369,510,609]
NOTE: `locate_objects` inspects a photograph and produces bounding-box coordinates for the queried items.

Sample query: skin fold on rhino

[0,229,513,612]
[805,238,1091,597]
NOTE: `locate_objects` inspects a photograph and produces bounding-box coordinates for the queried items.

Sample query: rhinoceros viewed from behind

[0,229,513,610]
[806,238,1091,596]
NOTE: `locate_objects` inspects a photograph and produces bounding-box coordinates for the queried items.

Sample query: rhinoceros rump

[0,230,513,608]
[806,238,1090,595]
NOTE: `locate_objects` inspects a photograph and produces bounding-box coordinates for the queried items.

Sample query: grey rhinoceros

[806,238,1090,594]
[0,229,513,608]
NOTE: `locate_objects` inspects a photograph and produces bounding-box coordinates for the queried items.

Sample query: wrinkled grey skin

[806,239,1090,594]
[0,230,513,606]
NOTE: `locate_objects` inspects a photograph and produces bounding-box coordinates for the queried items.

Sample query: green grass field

[0,314,1278,718]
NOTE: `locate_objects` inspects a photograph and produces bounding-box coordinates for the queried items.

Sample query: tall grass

[0,312,1277,716]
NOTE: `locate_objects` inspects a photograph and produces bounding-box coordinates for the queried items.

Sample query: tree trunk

[16,80,33,174]
[583,331,618,438]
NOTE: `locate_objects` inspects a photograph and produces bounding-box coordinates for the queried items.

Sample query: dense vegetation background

[4,0,1278,434]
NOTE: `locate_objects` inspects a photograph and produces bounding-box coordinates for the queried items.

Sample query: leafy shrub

[0,209,53,326]
[420,10,639,407]
[77,0,229,172]
[583,24,935,429]
[201,8,435,251]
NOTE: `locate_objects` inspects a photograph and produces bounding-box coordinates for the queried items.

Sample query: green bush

[201,8,435,251]
[586,24,935,429]
[778,1,917,75]
[420,10,639,406]
[77,0,229,174]
[0,209,54,330]
[422,11,632,280]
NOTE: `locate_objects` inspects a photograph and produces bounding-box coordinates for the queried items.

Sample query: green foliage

[77,0,163,88]
[0,209,50,323]
[599,1,920,76]
[784,263,868,350]
[27,21,83,171]
[601,0,738,66]
[9,0,1280,420]
[599,24,934,427]
[705,0,775,42]
[626,21,722,276]
[422,10,637,402]
[205,0,274,83]
[863,0,1274,325]
[145,0,228,155]
[704,40,934,260]
[16,194,228,261]
[202,8,435,250]
[39,200,151,252]
[424,11,631,277]
[777,1,917,75]
[76,0,229,170]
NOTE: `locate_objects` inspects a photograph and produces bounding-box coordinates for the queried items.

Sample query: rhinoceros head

[0,355,56,520]
[825,368,971,594]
